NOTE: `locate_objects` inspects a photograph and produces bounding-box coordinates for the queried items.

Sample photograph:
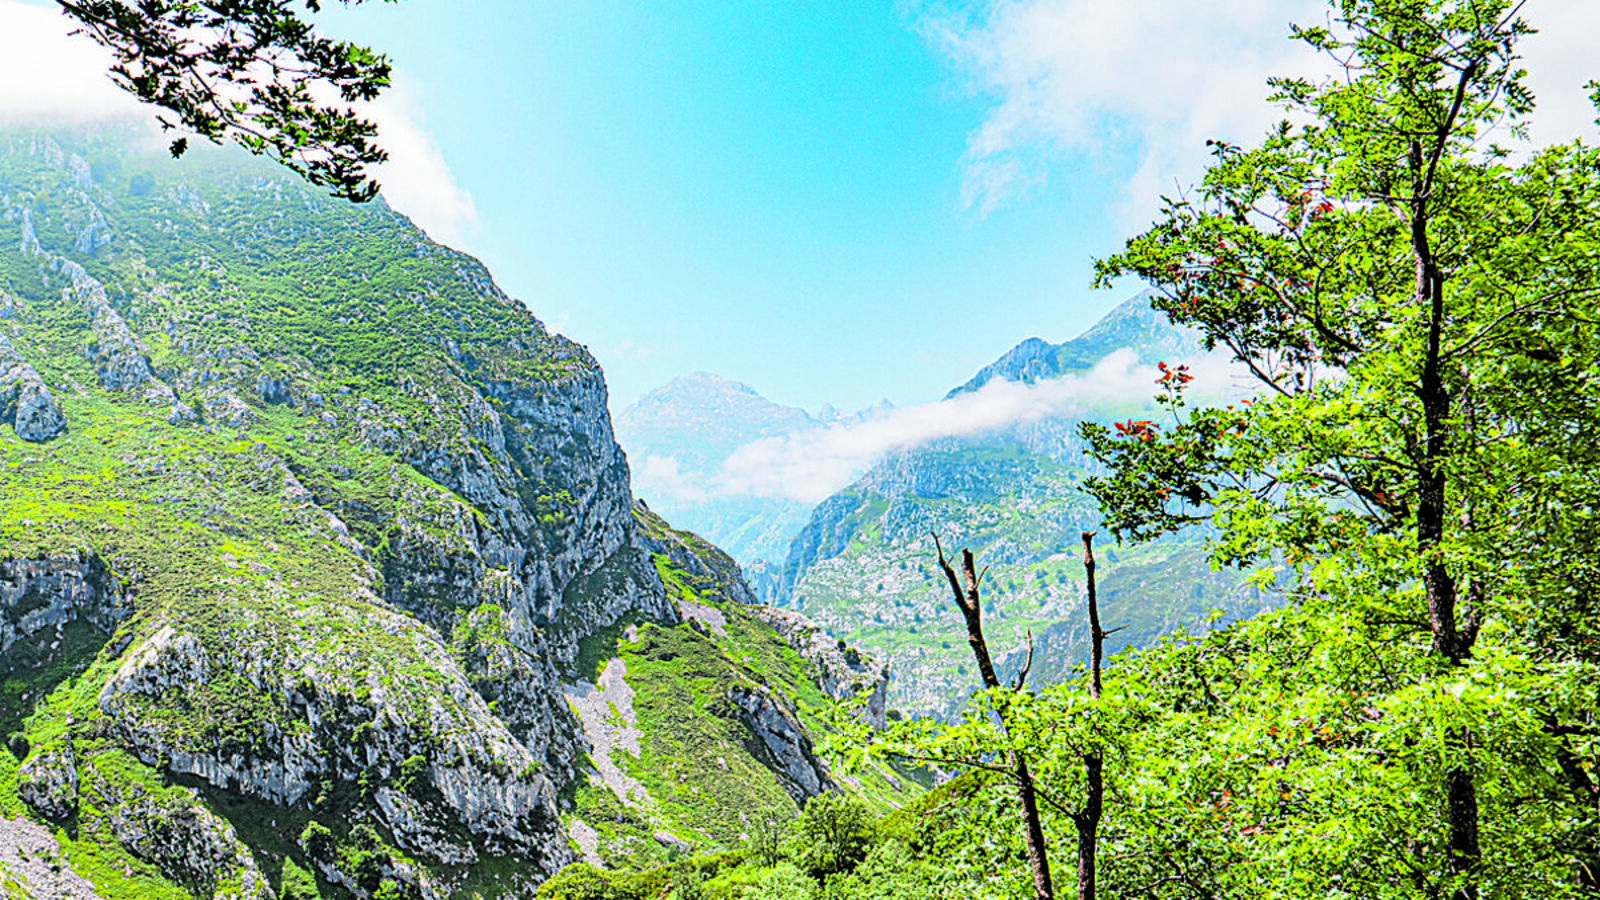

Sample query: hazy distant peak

[670,371,762,395]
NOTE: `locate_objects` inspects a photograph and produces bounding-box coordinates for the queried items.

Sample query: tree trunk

[1410,136,1480,900]
[935,538,1054,900]
[1075,532,1105,900]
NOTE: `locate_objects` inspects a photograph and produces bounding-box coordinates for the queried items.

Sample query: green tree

[56,0,395,201]
[787,792,876,883]
[1082,0,1600,896]
[838,2,1600,899]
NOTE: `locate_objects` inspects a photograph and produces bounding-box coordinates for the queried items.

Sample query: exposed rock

[563,659,653,810]
[376,787,479,865]
[107,794,271,900]
[728,685,834,803]
[0,552,130,655]
[0,331,66,441]
[635,500,757,605]
[95,611,573,870]
[54,257,176,404]
[0,125,734,897]
[18,741,78,819]
[569,818,603,867]
[750,606,888,729]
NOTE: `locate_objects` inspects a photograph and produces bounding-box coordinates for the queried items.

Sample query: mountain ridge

[763,291,1257,714]
[0,124,896,899]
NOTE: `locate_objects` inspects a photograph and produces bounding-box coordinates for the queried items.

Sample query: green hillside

[0,125,895,900]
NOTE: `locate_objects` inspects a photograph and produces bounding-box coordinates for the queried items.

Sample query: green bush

[298,820,335,858]
[6,732,29,761]
[536,863,634,900]
[744,863,814,900]
[786,793,875,882]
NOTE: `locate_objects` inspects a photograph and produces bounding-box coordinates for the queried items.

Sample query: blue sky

[312,0,1139,415]
[6,0,1599,416]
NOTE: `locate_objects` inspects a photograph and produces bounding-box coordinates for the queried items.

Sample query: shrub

[535,863,633,900]
[786,793,874,882]
[298,820,335,858]
[6,733,29,761]
[745,863,814,900]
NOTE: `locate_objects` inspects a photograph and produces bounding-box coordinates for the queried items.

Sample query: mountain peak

[667,371,762,396]
[946,290,1199,397]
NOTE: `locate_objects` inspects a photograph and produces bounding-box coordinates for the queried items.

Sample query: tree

[787,792,876,883]
[1085,0,1600,896]
[56,0,395,201]
[932,536,1055,900]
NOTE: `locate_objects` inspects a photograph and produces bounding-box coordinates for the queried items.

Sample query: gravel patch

[563,659,652,809]
[568,818,603,867]
[0,815,106,900]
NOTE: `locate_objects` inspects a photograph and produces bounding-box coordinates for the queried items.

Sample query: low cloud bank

[636,348,1232,506]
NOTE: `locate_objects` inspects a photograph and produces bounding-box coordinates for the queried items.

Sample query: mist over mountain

[615,373,893,566]
[760,294,1258,715]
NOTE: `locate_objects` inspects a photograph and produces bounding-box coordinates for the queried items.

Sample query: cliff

[0,125,869,900]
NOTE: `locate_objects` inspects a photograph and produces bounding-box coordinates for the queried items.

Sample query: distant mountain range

[614,372,891,566]
[620,292,1264,716]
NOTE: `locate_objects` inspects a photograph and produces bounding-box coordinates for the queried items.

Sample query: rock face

[727,685,834,803]
[0,553,129,655]
[944,292,1201,397]
[17,742,78,819]
[560,510,906,870]
[750,606,888,730]
[634,501,757,606]
[0,328,65,441]
[0,125,681,898]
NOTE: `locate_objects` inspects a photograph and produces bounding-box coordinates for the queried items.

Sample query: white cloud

[634,453,699,500]
[921,0,1600,223]
[361,76,479,248]
[919,0,1325,220]
[1517,2,1600,146]
[661,348,1232,505]
[0,1,476,244]
[0,1,139,123]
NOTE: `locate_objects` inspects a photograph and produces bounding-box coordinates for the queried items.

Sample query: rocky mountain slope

[764,295,1266,716]
[560,504,897,872]
[0,125,891,900]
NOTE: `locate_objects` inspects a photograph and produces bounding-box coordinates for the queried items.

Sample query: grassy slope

[565,513,910,872]
[0,127,605,899]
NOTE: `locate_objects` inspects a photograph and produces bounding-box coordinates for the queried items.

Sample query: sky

[3,0,1600,418]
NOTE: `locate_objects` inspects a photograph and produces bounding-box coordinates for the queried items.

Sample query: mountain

[764,294,1264,716]
[946,290,1199,396]
[563,503,899,872]
[0,125,894,899]
[615,373,889,567]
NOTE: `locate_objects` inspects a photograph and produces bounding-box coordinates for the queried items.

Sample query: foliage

[542,792,981,900]
[59,0,395,200]
[784,793,874,883]
[835,1,1600,898]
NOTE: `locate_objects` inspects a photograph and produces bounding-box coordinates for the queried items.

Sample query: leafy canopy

[836,1,1600,898]
[58,0,398,201]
